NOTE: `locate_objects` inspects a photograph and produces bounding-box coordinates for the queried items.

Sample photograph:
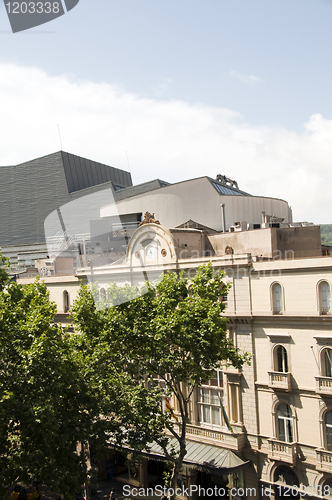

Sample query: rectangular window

[197,370,223,428]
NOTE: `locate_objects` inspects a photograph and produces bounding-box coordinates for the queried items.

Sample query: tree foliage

[70,282,168,455]
[0,265,100,498]
[321,224,332,246]
[0,256,250,499]
[72,263,250,496]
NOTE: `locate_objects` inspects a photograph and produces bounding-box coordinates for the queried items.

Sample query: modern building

[0,151,132,271]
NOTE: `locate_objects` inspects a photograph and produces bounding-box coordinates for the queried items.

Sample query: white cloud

[228,70,262,84]
[153,78,173,97]
[0,62,331,223]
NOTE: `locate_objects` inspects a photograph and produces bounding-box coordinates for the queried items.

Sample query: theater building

[11,153,332,499]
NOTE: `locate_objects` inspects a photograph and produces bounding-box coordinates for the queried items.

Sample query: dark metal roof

[61,151,132,193]
[113,179,170,202]
[0,151,132,246]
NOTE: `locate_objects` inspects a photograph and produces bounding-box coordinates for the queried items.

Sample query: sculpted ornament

[139,212,161,226]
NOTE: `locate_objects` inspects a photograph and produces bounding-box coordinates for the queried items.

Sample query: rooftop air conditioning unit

[234,221,247,232]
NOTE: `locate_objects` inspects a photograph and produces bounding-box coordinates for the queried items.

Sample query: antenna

[57,124,63,150]
[125,150,131,173]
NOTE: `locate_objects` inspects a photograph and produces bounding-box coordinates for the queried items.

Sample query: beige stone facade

[18,223,332,499]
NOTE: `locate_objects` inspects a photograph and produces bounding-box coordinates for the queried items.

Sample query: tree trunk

[169,438,187,500]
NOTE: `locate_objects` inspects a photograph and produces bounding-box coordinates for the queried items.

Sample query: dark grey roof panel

[61,152,132,193]
[0,151,131,247]
[114,179,171,201]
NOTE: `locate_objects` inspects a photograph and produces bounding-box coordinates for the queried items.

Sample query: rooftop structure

[100,175,292,234]
[0,151,133,247]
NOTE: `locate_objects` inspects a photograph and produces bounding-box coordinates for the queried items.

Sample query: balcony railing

[316,449,332,472]
[268,439,297,465]
[316,376,332,396]
[185,424,245,451]
[268,371,291,391]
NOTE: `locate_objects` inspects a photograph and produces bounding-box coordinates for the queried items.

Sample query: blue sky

[1,0,332,222]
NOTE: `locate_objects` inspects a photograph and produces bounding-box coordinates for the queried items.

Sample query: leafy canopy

[0,271,101,498]
[71,263,250,495]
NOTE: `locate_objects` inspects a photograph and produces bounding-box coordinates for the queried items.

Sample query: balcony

[268,439,298,465]
[316,376,332,396]
[268,371,291,391]
[185,424,246,452]
[316,449,332,472]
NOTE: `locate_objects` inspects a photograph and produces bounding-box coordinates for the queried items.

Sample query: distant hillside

[320,224,332,246]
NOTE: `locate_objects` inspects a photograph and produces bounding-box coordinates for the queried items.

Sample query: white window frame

[271,282,284,315]
[318,280,331,315]
[321,348,332,378]
[276,403,294,443]
[197,370,223,429]
[274,345,288,373]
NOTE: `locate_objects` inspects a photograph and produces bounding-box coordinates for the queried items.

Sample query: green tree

[72,263,250,497]
[70,282,169,462]
[321,224,332,245]
[0,263,101,499]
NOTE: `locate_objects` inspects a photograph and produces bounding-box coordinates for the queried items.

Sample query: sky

[0,0,332,223]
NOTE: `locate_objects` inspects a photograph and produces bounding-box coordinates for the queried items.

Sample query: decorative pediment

[127,223,177,268]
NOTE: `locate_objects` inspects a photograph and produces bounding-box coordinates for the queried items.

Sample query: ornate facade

[17,221,332,499]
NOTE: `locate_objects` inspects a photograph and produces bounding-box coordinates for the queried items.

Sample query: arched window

[319,281,331,315]
[322,477,332,499]
[272,283,283,314]
[325,410,332,451]
[63,290,70,313]
[275,345,288,373]
[277,403,293,442]
[322,348,332,377]
[273,466,299,500]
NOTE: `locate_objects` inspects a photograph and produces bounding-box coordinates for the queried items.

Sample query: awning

[143,438,250,475]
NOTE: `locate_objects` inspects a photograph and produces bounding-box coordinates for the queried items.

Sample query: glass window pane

[210,372,218,386]
[203,405,210,423]
[277,346,288,372]
[278,418,286,442]
[325,350,332,377]
[326,411,332,426]
[212,406,221,425]
[273,283,282,313]
[211,392,219,405]
[202,389,210,403]
[326,428,332,451]
[278,403,292,418]
[320,282,331,313]
[286,419,293,442]
[326,411,332,451]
